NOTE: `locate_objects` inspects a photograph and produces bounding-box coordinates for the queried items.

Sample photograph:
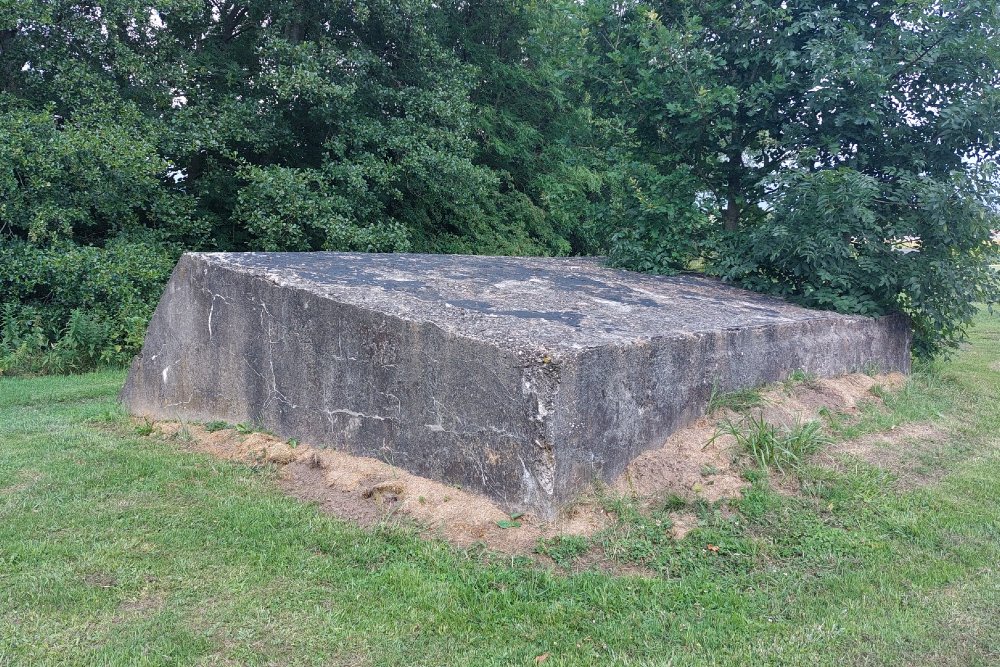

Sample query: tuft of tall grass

[718,414,830,473]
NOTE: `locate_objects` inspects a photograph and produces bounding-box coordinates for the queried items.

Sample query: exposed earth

[148,370,936,560]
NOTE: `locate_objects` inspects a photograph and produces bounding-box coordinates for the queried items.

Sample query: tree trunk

[723,158,741,232]
[723,198,740,231]
[0,28,20,94]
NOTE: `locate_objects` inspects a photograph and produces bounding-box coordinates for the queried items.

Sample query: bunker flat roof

[199,252,854,352]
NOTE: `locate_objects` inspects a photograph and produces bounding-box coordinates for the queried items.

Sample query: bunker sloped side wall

[550,316,911,502]
[121,255,561,514]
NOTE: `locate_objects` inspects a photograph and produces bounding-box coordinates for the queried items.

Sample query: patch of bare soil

[760,372,906,427]
[667,512,700,540]
[149,371,908,559]
[612,418,746,504]
[114,594,165,623]
[611,373,907,506]
[816,422,952,488]
[83,572,118,588]
[568,548,659,579]
[157,422,610,555]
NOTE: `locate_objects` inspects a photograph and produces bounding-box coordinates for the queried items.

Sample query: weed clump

[707,383,765,414]
[534,535,590,566]
[718,414,829,473]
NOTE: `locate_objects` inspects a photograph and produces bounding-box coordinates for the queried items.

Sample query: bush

[0,237,178,376]
[709,169,1000,357]
[598,161,711,275]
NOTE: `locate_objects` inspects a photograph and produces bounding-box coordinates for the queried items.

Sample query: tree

[1,1,592,371]
[436,0,604,256]
[158,0,581,256]
[580,0,1000,354]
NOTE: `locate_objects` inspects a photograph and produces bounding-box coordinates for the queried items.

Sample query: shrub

[0,237,178,375]
[710,168,1000,358]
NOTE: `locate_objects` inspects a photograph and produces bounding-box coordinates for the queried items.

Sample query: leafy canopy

[577,0,1000,354]
[1,0,998,370]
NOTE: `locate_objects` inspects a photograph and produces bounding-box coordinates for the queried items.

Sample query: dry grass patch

[815,422,956,489]
[154,421,609,555]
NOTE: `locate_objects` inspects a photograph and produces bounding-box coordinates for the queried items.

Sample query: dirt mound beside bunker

[152,371,914,556]
[157,421,609,553]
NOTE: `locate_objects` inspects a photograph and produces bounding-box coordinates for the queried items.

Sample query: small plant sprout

[662,494,687,512]
[497,512,524,529]
[135,419,154,437]
[783,369,820,393]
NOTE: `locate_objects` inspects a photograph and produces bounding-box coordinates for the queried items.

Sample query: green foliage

[600,163,711,273]
[234,165,411,253]
[0,237,177,375]
[235,422,257,435]
[1,0,998,366]
[0,105,192,244]
[661,493,687,512]
[135,419,154,437]
[707,384,765,415]
[577,0,1000,354]
[160,0,573,257]
[719,415,830,473]
[782,369,820,393]
[534,534,590,566]
[712,168,1000,355]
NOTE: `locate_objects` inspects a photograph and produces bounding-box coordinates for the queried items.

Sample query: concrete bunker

[121,252,910,518]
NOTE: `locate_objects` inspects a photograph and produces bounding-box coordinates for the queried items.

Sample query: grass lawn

[1,312,998,666]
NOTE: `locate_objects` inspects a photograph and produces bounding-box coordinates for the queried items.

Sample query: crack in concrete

[323,408,389,422]
[257,298,296,410]
[201,288,233,341]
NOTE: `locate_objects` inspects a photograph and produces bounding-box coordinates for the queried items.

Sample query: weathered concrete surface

[121,252,911,517]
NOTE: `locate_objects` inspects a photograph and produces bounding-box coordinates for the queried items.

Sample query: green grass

[534,535,590,567]
[203,420,230,433]
[1,313,999,666]
[707,384,764,414]
[717,414,830,473]
[818,360,957,441]
[782,368,820,392]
